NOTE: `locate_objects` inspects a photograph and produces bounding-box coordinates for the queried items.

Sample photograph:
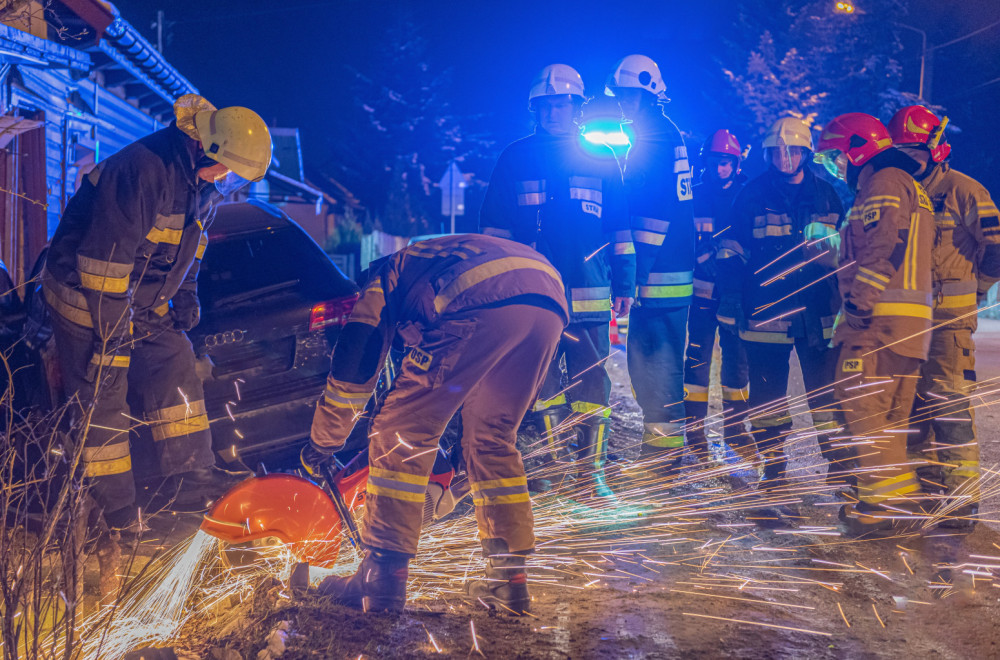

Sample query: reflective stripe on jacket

[691,177,744,300]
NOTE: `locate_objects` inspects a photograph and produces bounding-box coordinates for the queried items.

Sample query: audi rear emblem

[204,329,247,347]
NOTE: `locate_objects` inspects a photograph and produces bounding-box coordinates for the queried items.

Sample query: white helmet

[763,117,814,150]
[528,64,586,104]
[605,54,667,100]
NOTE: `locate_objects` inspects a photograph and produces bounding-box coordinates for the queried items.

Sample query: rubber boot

[535,406,575,463]
[747,449,799,527]
[317,547,410,612]
[465,538,531,615]
[685,399,710,460]
[167,467,240,513]
[576,417,615,500]
[817,435,857,495]
[838,502,897,537]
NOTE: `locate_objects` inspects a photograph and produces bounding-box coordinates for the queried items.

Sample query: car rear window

[199,227,347,306]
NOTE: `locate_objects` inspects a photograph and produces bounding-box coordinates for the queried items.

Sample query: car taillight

[309,294,359,331]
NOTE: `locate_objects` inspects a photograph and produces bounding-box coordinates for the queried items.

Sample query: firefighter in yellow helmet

[43,95,271,531]
[889,106,1000,530]
[302,234,568,614]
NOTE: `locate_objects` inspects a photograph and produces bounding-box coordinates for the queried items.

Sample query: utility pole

[153,10,164,54]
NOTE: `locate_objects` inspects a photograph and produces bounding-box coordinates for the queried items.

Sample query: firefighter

[683,130,749,457]
[479,64,635,499]
[301,234,568,613]
[714,118,844,506]
[814,113,935,534]
[605,54,695,464]
[43,95,271,529]
[888,105,1000,529]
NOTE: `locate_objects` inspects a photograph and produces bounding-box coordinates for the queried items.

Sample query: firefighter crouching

[814,113,936,534]
[889,105,1000,530]
[683,129,749,457]
[480,64,635,500]
[606,54,696,464]
[715,117,845,507]
[302,234,568,614]
[42,95,271,529]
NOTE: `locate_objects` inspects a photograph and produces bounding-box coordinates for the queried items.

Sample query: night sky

[120,0,1000,193]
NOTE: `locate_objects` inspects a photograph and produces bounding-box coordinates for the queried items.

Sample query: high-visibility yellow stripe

[633,230,665,246]
[856,274,887,291]
[368,482,425,502]
[196,234,209,260]
[752,225,792,238]
[533,393,567,411]
[83,454,132,477]
[43,281,93,328]
[614,242,636,255]
[572,298,612,313]
[146,227,183,245]
[79,272,130,294]
[721,386,749,402]
[473,476,527,491]
[645,434,684,448]
[151,415,209,441]
[571,401,611,416]
[370,467,429,486]
[859,266,890,283]
[434,257,561,313]
[938,293,977,309]
[473,492,531,506]
[872,302,931,320]
[638,284,693,299]
[739,330,794,344]
[90,353,130,368]
[685,388,709,402]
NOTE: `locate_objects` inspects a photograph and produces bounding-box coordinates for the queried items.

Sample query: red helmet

[888,105,951,163]
[814,113,893,180]
[701,129,743,159]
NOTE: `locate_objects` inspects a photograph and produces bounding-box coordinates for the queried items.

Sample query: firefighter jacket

[480,130,635,323]
[691,175,744,301]
[716,167,844,345]
[622,108,696,308]
[836,161,936,360]
[919,163,1000,331]
[43,124,215,342]
[311,234,569,450]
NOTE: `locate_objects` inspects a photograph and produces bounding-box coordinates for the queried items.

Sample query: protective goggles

[213,170,252,196]
[813,149,849,181]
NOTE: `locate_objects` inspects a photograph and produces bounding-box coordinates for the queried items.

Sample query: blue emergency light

[580,119,633,159]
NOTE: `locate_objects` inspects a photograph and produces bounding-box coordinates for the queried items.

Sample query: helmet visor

[214,170,252,196]
[813,150,848,181]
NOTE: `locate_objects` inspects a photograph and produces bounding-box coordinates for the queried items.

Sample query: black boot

[168,466,243,513]
[465,538,531,615]
[817,435,857,493]
[317,547,410,612]
[534,406,575,464]
[576,418,615,500]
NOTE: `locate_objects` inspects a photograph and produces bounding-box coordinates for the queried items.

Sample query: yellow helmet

[194,106,272,183]
[763,117,814,150]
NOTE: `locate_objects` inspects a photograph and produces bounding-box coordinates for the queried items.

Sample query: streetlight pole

[896,23,928,100]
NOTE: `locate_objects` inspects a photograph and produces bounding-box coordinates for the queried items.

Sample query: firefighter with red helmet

[480,64,635,500]
[606,54,696,465]
[814,112,936,534]
[715,118,845,514]
[683,130,749,457]
[302,234,568,614]
[889,105,1000,530]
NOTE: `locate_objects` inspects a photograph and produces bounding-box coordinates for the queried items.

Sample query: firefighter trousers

[909,328,979,496]
[834,343,924,504]
[627,305,689,448]
[744,337,837,461]
[363,304,563,556]
[683,299,748,448]
[534,321,612,416]
[50,311,215,514]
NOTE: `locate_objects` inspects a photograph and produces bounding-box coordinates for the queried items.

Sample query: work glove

[171,292,201,332]
[300,442,338,478]
[716,294,744,334]
[842,301,872,330]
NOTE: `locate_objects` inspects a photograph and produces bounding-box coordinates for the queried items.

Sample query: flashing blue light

[580,119,632,158]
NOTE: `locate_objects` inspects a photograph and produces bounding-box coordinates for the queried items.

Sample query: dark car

[20,199,358,470]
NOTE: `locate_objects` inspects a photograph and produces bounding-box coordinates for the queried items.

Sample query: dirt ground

[113,320,1000,660]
